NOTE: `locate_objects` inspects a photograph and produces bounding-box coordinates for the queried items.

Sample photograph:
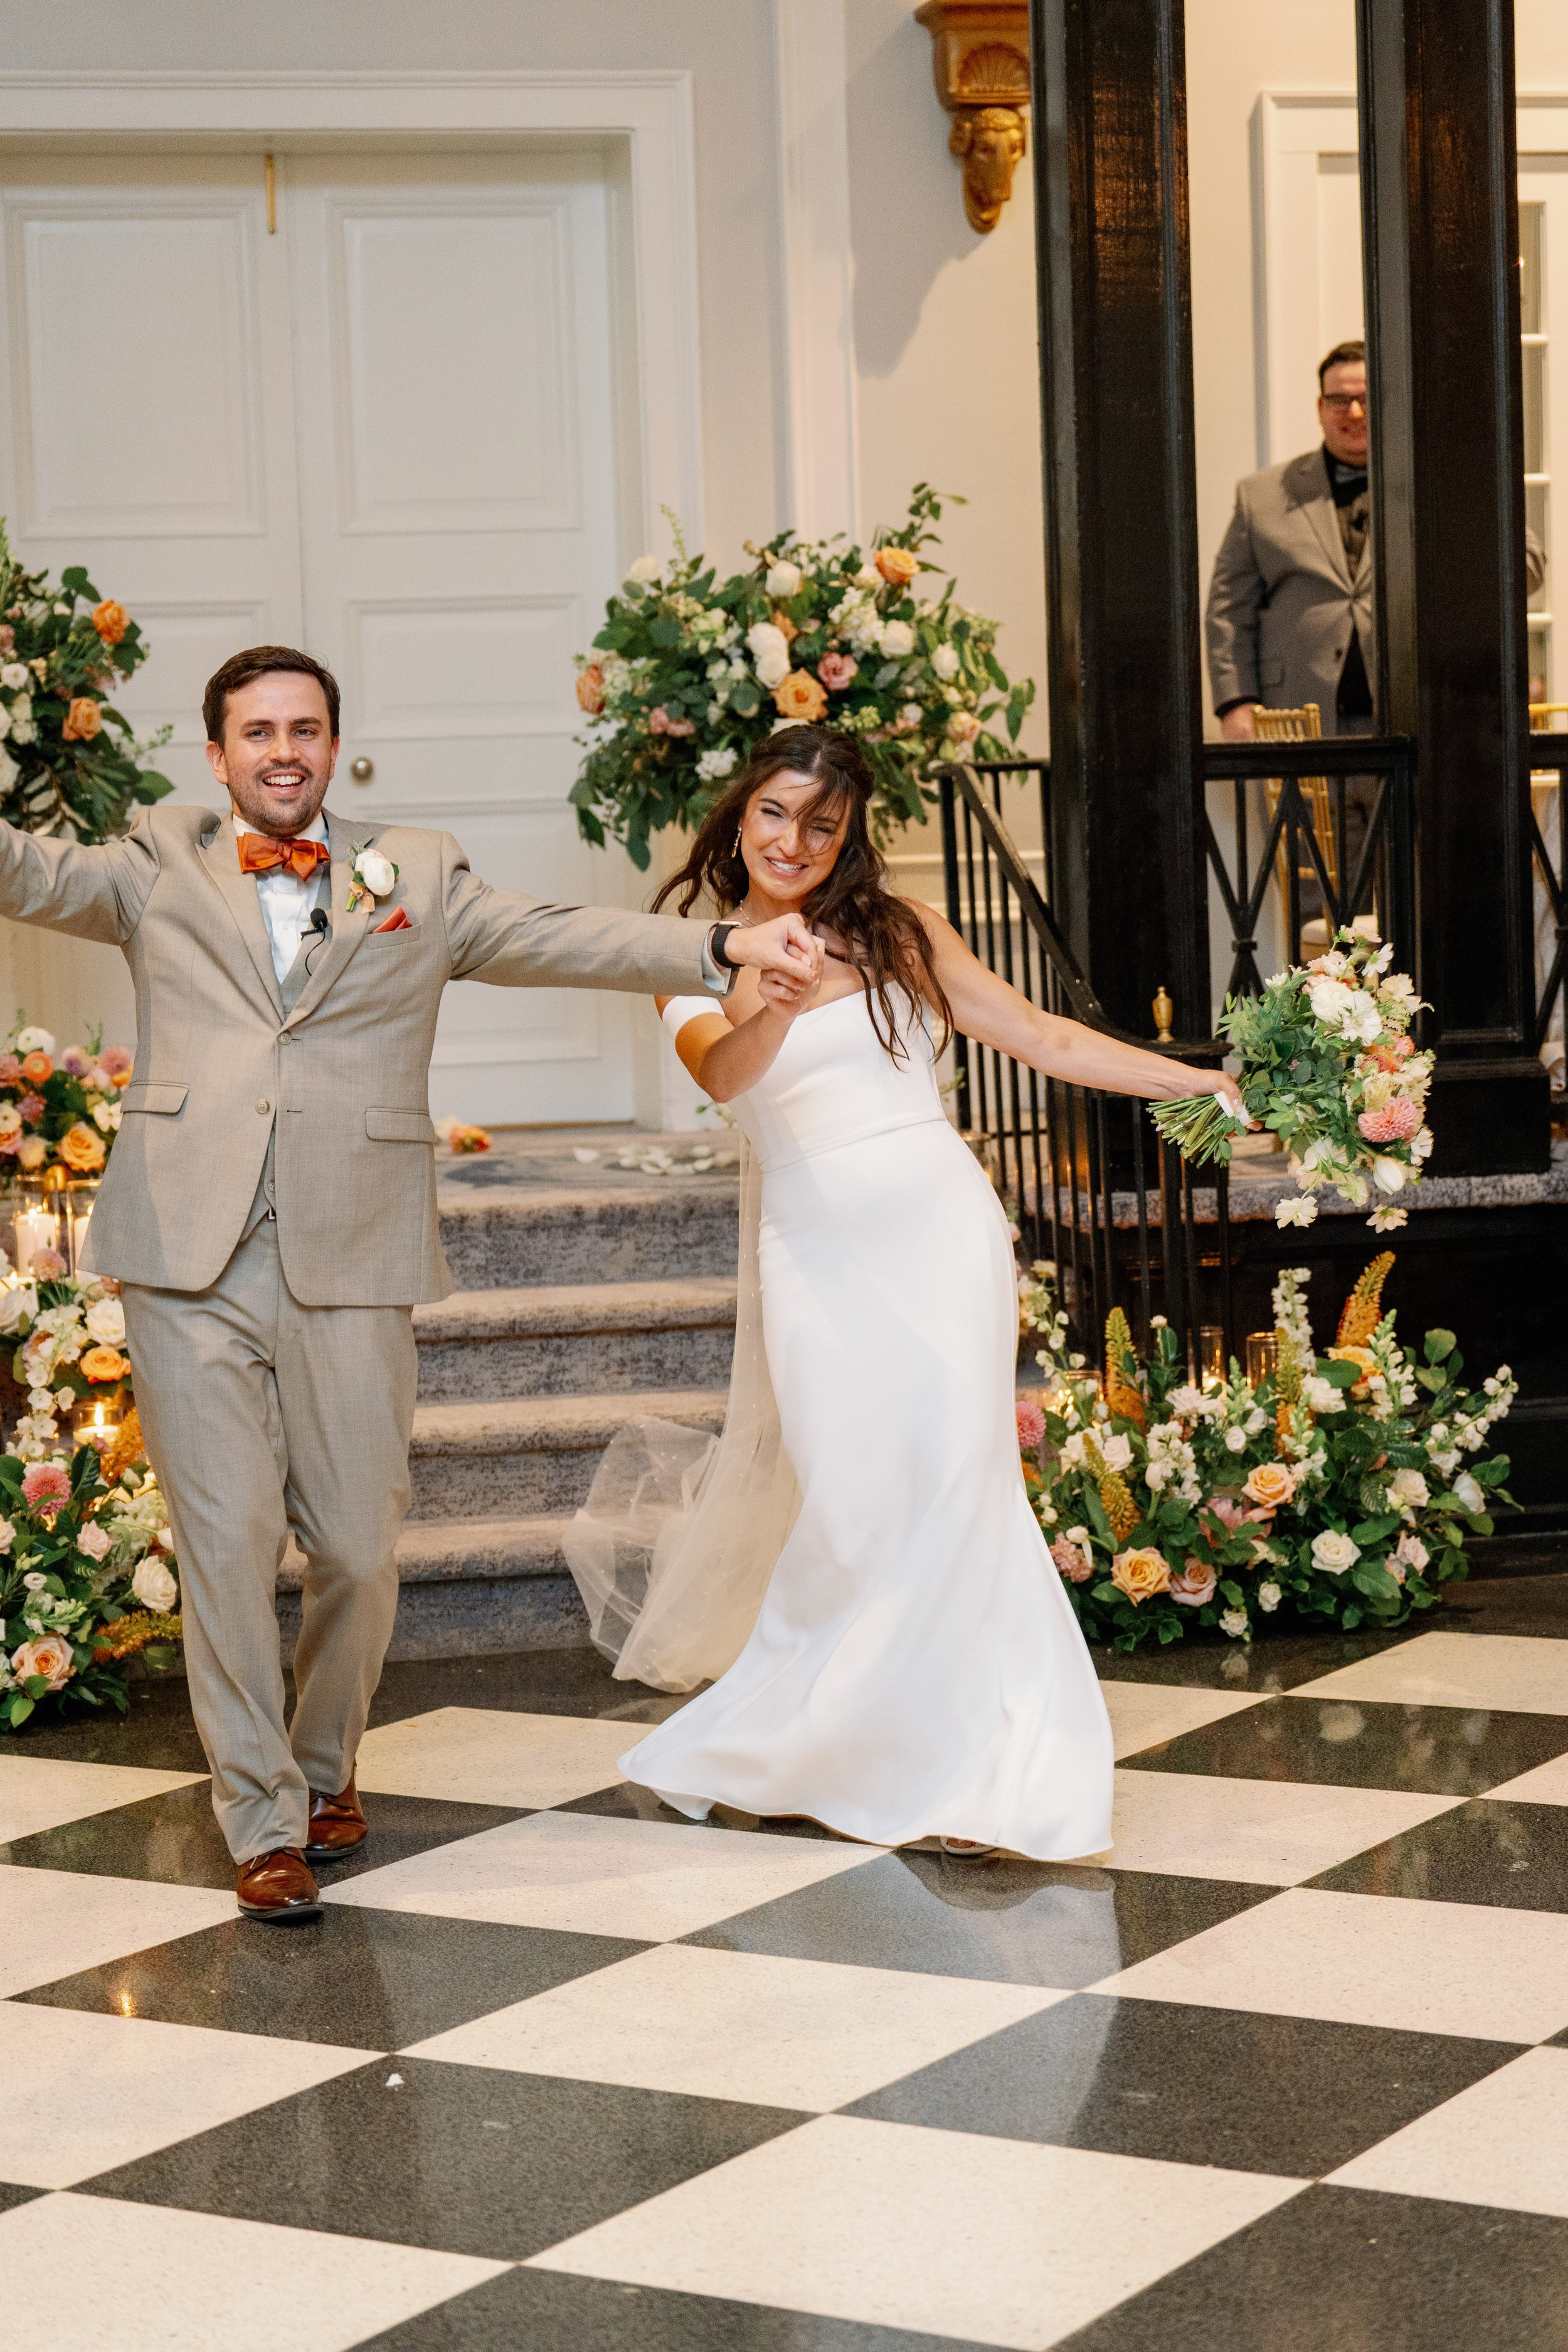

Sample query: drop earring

[733,825,743,858]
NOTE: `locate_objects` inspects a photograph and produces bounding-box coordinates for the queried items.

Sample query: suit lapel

[199,816,285,1021]
[280,807,374,1031]
[1283,448,1352,591]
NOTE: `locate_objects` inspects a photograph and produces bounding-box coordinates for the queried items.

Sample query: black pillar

[1359,0,1550,1174]
[1029,0,1209,1041]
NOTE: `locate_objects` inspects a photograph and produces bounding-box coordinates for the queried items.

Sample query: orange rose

[773,670,828,724]
[874,546,919,586]
[62,697,103,741]
[57,1121,107,1172]
[19,1051,52,1086]
[575,664,605,715]
[1242,1461,1296,1512]
[1111,1546,1172,1605]
[80,1345,131,1384]
[92,600,128,646]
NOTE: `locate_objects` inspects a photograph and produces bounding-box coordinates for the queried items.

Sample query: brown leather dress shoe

[236,1847,321,1922]
[304,1774,368,1862]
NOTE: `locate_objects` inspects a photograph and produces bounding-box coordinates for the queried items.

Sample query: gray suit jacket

[1205,446,1546,730]
[0,802,714,1305]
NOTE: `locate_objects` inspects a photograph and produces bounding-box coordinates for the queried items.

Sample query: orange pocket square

[373,907,413,933]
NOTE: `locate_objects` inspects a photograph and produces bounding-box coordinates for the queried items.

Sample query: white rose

[1452,1471,1485,1513]
[1098,1431,1133,1473]
[77,1522,111,1562]
[1219,1608,1249,1638]
[1302,1375,1347,1414]
[696,747,738,783]
[14,1026,55,1057]
[1306,977,1357,1028]
[131,1557,178,1614]
[1372,1156,1407,1195]
[931,643,960,681]
[878,619,916,659]
[1,662,30,691]
[747,621,792,689]
[85,1298,127,1347]
[1224,1426,1248,1453]
[355,850,396,899]
[1258,1581,1282,1613]
[765,559,802,599]
[1311,1528,1361,1575]
[626,555,662,585]
[1389,1467,1429,1512]
[852,564,881,590]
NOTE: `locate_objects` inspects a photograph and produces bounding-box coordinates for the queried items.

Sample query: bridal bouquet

[1022,1257,1514,1652]
[0,518,172,842]
[569,486,1034,866]
[1148,930,1433,1232]
[0,1019,132,1180]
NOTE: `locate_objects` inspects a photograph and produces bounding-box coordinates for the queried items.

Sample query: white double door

[0,144,639,1123]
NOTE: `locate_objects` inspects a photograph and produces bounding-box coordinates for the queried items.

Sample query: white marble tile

[0,1865,233,1999]
[0,1757,207,1845]
[1099,1681,1268,1761]
[1290,1631,1568,1715]
[0,2192,504,2352]
[1328,2048,1568,2216]
[326,1808,878,1942]
[529,2113,1303,2349]
[1482,1752,1568,1806]
[355,1707,630,1808]
[1105,1767,1458,1885]
[0,2000,369,2187]
[1097,1886,1568,2043]
[406,1942,1066,2112]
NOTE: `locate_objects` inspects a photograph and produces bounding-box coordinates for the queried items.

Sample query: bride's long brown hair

[652,724,952,1062]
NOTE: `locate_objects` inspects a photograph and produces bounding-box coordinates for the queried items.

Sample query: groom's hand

[724,913,824,988]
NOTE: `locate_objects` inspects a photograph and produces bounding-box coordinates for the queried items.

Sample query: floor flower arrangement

[1,1018,132,1180]
[1022,1256,1515,1651]
[569,486,1034,866]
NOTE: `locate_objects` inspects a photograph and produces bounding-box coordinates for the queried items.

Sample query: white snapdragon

[1144,1422,1200,1505]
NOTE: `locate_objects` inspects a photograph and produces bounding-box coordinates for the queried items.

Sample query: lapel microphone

[304,905,331,972]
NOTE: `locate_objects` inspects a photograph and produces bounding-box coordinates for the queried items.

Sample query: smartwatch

[709,921,740,972]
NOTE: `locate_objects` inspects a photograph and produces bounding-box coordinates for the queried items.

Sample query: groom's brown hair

[203,646,341,744]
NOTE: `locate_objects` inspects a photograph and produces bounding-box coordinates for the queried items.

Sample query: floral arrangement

[570,487,1034,866]
[1150,930,1432,1233]
[0,517,172,842]
[0,1438,179,1729]
[1,1266,135,1456]
[435,1117,492,1155]
[0,1019,131,1181]
[1021,1255,1515,1651]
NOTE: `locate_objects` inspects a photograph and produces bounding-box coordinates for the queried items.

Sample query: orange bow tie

[238,832,331,881]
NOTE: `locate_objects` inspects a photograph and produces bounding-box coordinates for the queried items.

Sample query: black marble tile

[17,1906,645,2050]
[0,1786,522,1890]
[846,1994,1518,2177]
[354,2267,999,2352]
[562,1781,838,1840]
[0,2183,44,2217]
[78,2058,807,2262]
[368,1647,684,1730]
[1054,2184,1568,2352]
[1118,1695,1568,1797]
[1307,1797,1568,1912]
[1094,1624,1413,1696]
[0,1677,209,1771]
[684,1850,1272,1988]
[1439,1572,1568,1641]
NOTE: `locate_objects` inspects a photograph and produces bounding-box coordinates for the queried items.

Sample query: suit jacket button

[256,1099,270,1114]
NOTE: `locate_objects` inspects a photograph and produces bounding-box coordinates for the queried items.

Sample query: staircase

[277,1133,738,1660]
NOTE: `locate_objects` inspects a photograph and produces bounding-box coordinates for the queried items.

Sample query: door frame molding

[0,67,705,555]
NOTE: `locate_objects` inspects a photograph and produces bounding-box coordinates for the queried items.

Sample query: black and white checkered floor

[4,1577,1568,2352]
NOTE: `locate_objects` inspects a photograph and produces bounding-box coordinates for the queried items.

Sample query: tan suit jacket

[0,802,712,1305]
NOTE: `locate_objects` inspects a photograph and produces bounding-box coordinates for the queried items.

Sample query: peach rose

[19,1051,51,1086]
[648,705,695,738]
[80,1345,131,1384]
[63,697,103,741]
[773,670,829,724]
[1168,1558,1217,1608]
[874,546,919,586]
[575,664,605,715]
[1111,1546,1171,1605]
[11,1633,75,1692]
[1242,1461,1296,1512]
[92,600,128,646]
[58,1121,107,1173]
[818,652,859,691]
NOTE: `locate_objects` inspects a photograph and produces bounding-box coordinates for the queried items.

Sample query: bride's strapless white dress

[586,987,1113,1862]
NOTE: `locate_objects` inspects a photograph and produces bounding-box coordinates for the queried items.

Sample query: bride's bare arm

[655,969,814,1104]
[915,906,1250,1120]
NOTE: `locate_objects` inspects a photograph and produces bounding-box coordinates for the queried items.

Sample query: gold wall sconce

[914,1,1030,234]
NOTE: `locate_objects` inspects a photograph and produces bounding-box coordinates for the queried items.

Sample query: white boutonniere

[346,842,398,914]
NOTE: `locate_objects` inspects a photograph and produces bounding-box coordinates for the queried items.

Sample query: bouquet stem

[1149,1093,1249,1167]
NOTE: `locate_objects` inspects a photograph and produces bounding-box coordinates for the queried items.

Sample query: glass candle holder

[71,1391,125,1454]
[65,1179,100,1277]
[1244,1332,1280,1389]
[1197,1325,1227,1389]
[10,1180,66,1277]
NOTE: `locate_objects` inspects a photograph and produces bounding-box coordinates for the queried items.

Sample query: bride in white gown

[564,726,1247,1860]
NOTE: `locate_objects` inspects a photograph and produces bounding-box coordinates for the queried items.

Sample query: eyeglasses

[1321,392,1370,413]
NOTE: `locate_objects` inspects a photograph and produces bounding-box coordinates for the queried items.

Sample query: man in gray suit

[0,645,819,1921]
[1207,337,1545,740]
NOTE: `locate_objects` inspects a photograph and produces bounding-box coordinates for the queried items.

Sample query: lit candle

[13,1208,56,1275]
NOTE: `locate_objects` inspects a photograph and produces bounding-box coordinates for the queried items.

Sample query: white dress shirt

[234,812,330,985]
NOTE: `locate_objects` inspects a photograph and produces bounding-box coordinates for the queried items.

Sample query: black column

[1359,0,1549,1173]
[1029,0,1208,1041]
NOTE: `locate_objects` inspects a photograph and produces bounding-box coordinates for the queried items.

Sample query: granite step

[278,1515,586,1663]
[407,1387,728,1520]
[413,1277,738,1402]
[438,1182,739,1291]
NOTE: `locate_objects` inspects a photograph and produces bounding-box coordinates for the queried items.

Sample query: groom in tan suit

[0,645,817,1919]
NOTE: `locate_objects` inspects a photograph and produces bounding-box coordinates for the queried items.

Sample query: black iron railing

[1525,737,1567,1072]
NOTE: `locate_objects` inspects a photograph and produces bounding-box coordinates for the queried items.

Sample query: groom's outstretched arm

[440,835,718,997]
[0,809,157,944]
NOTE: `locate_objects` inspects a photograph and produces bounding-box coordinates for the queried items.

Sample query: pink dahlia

[21,1463,72,1515]
[1358,1099,1422,1145]
[1015,1398,1047,1451]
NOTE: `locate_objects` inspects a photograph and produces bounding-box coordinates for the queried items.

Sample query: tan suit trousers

[121,1214,417,1861]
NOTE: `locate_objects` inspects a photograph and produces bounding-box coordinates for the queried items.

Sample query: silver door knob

[351,756,374,783]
